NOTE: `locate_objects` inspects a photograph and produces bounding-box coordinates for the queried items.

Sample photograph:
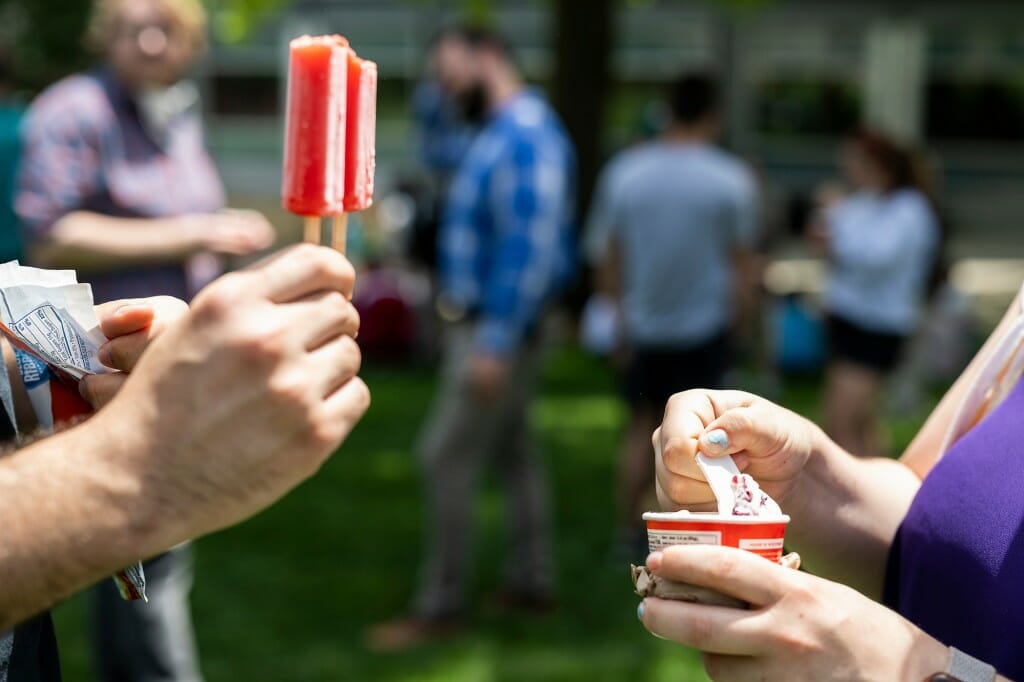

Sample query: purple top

[885,374,1024,678]
[15,69,225,303]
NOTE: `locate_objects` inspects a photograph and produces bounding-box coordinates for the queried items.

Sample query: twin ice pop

[281,35,378,252]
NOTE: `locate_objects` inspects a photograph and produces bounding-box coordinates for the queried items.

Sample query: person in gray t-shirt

[585,73,760,549]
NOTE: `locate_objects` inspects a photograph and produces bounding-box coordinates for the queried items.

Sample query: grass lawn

[50,347,937,681]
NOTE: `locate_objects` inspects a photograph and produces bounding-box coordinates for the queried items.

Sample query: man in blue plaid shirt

[370,25,575,650]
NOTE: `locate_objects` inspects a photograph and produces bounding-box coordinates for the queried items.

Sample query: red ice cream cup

[643,511,791,562]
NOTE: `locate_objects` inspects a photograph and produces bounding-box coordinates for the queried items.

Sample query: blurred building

[199,0,1024,255]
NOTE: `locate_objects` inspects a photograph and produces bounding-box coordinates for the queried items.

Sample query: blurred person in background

[411,65,477,184]
[809,130,940,457]
[369,24,576,651]
[584,72,760,555]
[14,0,274,679]
[406,46,479,273]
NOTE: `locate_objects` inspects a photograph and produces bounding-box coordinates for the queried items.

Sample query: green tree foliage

[0,0,289,91]
[0,0,92,91]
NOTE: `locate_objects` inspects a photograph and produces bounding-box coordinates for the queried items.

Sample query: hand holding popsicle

[281,35,377,253]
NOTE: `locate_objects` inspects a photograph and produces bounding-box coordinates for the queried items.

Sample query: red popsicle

[343,54,377,213]
[281,35,350,241]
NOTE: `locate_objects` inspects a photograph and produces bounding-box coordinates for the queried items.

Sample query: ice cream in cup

[643,453,790,562]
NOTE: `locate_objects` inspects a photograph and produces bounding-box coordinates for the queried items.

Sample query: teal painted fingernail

[637,602,645,621]
[705,429,728,450]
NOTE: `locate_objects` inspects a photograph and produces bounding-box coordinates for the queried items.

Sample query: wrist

[774,416,832,509]
[174,214,213,252]
[910,636,954,682]
[79,404,178,561]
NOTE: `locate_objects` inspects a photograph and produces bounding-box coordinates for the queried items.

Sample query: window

[753,79,861,136]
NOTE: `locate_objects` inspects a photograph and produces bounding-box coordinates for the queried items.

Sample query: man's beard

[454,82,488,124]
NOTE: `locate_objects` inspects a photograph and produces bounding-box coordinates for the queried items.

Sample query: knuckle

[233,318,291,362]
[665,475,692,504]
[771,621,820,656]
[664,389,699,415]
[154,295,190,321]
[305,407,341,451]
[194,275,245,320]
[786,581,820,610]
[346,303,361,334]
[305,246,349,284]
[324,292,359,329]
[322,289,348,311]
[338,335,363,372]
[712,550,743,584]
[103,340,128,370]
[266,370,311,408]
[291,242,322,263]
[661,434,695,467]
[350,377,371,413]
[321,251,356,291]
[729,409,754,434]
[239,332,286,364]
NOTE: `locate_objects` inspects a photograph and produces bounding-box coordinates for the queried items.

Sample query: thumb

[698,402,782,459]
[97,301,155,339]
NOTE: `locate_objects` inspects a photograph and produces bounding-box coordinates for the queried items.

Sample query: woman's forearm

[784,424,921,600]
[33,211,204,270]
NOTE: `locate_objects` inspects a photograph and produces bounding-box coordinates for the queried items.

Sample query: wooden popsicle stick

[331,213,349,254]
[303,216,320,244]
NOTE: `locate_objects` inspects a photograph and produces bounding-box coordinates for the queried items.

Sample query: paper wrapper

[631,552,801,608]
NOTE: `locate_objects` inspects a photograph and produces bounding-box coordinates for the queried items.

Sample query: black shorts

[826,314,907,373]
[624,332,731,410]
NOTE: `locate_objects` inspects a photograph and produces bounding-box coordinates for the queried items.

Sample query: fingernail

[704,429,728,451]
[97,346,111,367]
[646,551,663,571]
[636,602,645,621]
[115,302,148,315]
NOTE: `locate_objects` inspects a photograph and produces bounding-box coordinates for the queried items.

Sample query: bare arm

[782,432,921,598]
[901,291,1021,477]
[31,211,205,270]
[33,210,275,271]
[593,237,621,299]
[732,247,761,336]
[784,292,1021,593]
[0,417,153,629]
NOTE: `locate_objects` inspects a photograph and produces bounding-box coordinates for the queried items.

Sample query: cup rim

[643,510,791,525]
